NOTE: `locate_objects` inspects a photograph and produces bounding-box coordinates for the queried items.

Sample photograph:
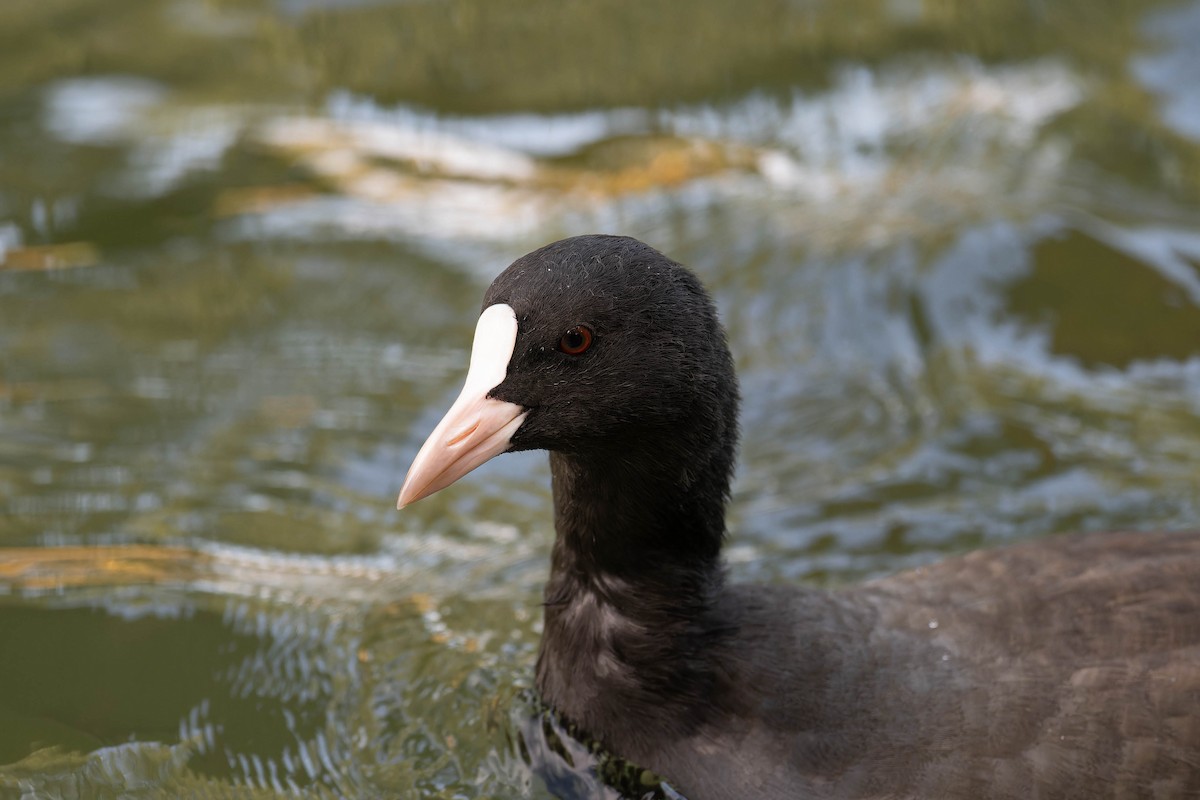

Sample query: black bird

[398,235,1200,799]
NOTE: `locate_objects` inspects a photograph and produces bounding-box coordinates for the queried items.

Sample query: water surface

[2,0,1200,796]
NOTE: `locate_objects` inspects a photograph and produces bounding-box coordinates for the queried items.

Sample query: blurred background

[1,0,1199,796]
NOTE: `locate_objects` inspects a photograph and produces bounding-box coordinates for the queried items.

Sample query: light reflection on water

[0,541,548,796]
[1,0,1200,796]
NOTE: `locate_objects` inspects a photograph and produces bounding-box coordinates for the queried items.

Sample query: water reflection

[26,58,1087,262]
[0,543,546,796]
[1135,2,1200,141]
[1,0,1200,796]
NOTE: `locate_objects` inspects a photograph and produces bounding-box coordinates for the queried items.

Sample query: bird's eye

[558,325,594,355]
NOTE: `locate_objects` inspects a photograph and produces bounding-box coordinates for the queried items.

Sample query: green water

[1,0,1199,796]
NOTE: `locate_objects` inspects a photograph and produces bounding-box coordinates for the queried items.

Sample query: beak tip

[396,483,417,509]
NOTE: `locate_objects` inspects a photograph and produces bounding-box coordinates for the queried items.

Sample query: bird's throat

[547,449,727,580]
[534,450,732,742]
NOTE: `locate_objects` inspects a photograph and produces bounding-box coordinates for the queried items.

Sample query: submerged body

[399,235,1200,799]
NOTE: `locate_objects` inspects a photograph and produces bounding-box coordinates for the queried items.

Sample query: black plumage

[403,234,1200,799]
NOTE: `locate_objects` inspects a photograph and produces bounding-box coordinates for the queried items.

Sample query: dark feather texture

[476,235,1200,799]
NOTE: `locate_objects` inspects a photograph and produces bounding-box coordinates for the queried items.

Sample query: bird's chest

[535,598,644,715]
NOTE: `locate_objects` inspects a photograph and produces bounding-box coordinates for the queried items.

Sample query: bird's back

[866,530,1200,798]
[649,531,1200,799]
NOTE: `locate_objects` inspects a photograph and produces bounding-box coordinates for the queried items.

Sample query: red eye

[558,325,594,355]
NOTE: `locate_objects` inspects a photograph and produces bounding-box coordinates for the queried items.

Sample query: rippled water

[1,0,1199,796]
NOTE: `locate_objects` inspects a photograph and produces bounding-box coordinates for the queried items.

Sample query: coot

[398,235,1200,799]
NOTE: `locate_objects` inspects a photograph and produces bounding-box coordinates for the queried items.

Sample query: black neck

[534,438,735,747]
[551,442,729,573]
